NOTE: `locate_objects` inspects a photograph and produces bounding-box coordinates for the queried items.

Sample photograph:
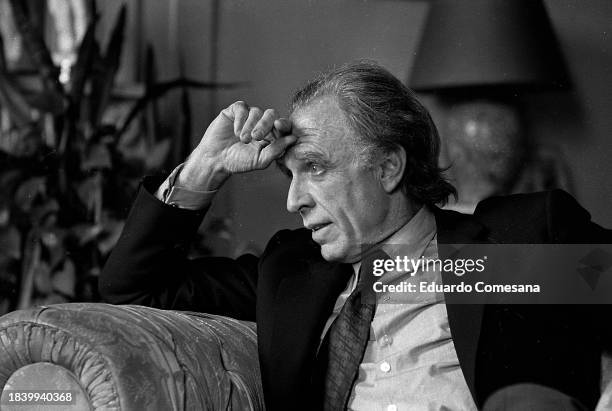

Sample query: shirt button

[380,334,393,347]
[387,405,397,411]
[379,361,391,373]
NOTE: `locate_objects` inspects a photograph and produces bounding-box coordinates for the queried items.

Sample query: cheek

[354,200,387,235]
[313,168,383,230]
[335,185,386,235]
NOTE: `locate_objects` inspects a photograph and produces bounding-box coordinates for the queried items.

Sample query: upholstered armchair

[2,303,612,410]
[0,303,264,411]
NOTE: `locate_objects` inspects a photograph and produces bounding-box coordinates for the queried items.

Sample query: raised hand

[177,101,296,191]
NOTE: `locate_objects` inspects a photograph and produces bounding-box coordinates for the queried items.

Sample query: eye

[307,162,324,175]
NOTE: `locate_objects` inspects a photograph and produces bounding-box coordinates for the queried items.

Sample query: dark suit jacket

[100,178,612,410]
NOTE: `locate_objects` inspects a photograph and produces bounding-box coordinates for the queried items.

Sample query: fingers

[222,101,292,144]
[274,118,292,134]
[239,107,263,143]
[251,108,278,142]
[259,134,298,168]
[245,108,289,144]
[221,101,250,136]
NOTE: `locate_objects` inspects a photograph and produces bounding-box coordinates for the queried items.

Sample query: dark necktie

[313,249,387,410]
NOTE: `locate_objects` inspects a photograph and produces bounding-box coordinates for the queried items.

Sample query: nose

[286,176,314,214]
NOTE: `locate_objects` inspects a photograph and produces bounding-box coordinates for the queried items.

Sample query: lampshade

[409,0,571,92]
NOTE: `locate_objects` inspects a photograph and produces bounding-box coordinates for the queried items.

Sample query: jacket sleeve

[475,189,612,351]
[98,177,259,321]
[544,190,612,352]
[544,189,612,244]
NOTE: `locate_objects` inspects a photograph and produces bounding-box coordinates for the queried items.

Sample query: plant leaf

[0,71,33,126]
[8,0,64,100]
[5,72,65,116]
[97,218,124,255]
[69,18,98,106]
[89,5,125,126]
[71,223,103,246]
[104,5,125,72]
[84,0,97,21]
[0,126,43,157]
[76,176,100,212]
[23,88,65,115]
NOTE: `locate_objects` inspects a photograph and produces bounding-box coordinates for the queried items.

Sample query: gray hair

[289,60,456,206]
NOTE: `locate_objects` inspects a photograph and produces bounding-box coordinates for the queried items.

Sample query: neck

[364,195,421,254]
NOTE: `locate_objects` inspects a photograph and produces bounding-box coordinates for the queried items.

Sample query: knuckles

[228,101,279,123]
[233,100,249,110]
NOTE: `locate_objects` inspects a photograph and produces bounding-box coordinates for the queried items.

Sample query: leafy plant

[0,1,237,313]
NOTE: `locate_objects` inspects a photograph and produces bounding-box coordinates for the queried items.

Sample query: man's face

[279,97,392,263]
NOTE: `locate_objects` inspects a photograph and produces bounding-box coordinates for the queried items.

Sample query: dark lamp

[409,0,571,92]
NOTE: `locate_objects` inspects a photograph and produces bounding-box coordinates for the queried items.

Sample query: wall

[534,0,612,227]
[145,0,612,253]
[214,0,429,254]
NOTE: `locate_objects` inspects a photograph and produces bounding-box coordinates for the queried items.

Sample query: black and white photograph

[1,0,612,410]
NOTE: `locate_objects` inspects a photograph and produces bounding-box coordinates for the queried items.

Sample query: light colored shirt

[156,170,477,410]
[155,164,217,209]
[326,207,477,411]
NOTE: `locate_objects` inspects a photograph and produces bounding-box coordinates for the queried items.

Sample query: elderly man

[100,62,611,410]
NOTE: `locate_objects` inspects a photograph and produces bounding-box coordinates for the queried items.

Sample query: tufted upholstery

[2,303,612,410]
[0,303,263,411]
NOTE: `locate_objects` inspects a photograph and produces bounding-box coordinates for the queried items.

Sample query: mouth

[306,222,331,233]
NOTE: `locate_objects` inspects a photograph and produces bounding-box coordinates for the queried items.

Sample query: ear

[378,146,406,193]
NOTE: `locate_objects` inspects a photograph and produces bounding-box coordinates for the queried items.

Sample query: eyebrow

[275,147,333,176]
[291,126,320,138]
[294,149,328,163]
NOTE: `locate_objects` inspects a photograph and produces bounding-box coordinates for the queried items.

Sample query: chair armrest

[0,303,263,411]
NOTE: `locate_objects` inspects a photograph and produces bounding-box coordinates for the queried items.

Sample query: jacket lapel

[268,251,352,404]
[434,206,490,403]
[265,208,491,406]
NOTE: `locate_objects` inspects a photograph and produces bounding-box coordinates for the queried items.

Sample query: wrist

[177,158,230,191]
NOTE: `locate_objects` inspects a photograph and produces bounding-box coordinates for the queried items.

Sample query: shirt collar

[352,205,437,276]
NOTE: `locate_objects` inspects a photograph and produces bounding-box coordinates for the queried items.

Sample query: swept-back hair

[289,60,456,206]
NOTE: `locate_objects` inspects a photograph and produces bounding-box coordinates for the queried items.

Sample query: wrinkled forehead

[280,102,357,166]
[291,96,356,143]
[290,97,348,132]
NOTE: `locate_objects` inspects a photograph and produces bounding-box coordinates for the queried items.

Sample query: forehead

[285,97,357,160]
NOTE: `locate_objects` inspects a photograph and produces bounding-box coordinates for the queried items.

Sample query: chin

[319,242,356,263]
[319,243,345,262]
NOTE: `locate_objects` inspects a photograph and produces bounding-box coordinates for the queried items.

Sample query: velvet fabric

[0,303,263,411]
